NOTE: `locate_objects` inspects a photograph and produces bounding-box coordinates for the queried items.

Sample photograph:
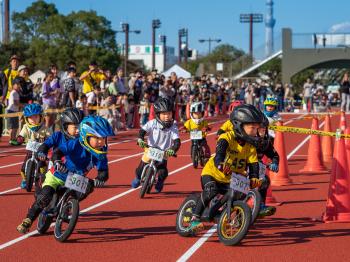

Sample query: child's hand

[250,178,262,189]
[54,161,68,173]
[165,149,175,157]
[137,139,147,148]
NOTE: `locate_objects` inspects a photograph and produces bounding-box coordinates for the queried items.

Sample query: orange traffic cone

[322,114,333,166]
[323,131,350,222]
[339,111,347,131]
[345,128,350,167]
[299,117,328,173]
[149,104,155,120]
[133,105,140,129]
[186,103,191,120]
[271,121,293,186]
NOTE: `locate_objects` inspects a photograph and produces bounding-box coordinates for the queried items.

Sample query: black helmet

[60,108,84,139]
[256,114,271,151]
[153,97,174,129]
[230,104,264,146]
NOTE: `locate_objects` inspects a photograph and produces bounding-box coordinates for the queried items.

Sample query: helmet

[79,115,114,160]
[230,104,264,146]
[60,108,84,139]
[153,97,174,129]
[263,96,278,117]
[190,102,205,125]
[23,103,43,131]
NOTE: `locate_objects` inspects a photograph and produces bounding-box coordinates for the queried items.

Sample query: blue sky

[10,0,350,55]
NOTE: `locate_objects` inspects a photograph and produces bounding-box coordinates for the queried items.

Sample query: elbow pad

[214,139,229,167]
[217,129,225,136]
[172,138,181,153]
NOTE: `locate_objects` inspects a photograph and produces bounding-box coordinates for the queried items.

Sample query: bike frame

[140,159,158,185]
[25,152,39,179]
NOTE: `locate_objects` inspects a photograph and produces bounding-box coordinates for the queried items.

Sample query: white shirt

[86,91,96,105]
[7,90,19,111]
[142,119,179,151]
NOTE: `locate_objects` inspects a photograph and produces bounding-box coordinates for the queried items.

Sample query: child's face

[266,105,275,112]
[159,112,173,122]
[67,124,79,137]
[258,126,267,137]
[192,112,203,119]
[28,114,40,125]
[243,123,260,136]
[89,136,106,150]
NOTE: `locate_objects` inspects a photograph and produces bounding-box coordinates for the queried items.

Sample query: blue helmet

[23,103,43,131]
[79,115,114,159]
[263,96,278,117]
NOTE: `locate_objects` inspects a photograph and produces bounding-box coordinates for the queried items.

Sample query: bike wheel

[244,189,262,225]
[25,160,36,192]
[54,198,79,242]
[140,167,153,198]
[176,194,200,237]
[37,213,53,234]
[199,147,206,167]
[217,200,251,246]
[191,146,198,169]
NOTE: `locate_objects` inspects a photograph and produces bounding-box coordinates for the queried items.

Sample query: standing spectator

[340,72,350,112]
[17,65,34,105]
[86,87,101,115]
[139,92,150,125]
[2,55,19,103]
[275,83,285,112]
[7,77,21,145]
[79,61,106,94]
[49,64,61,107]
[113,68,128,95]
[303,78,313,112]
[61,67,77,108]
[159,79,175,101]
[41,71,57,129]
[133,70,143,104]
[76,94,88,116]
[244,84,254,105]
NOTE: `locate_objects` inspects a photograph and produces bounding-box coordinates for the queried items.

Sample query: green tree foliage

[2,0,120,73]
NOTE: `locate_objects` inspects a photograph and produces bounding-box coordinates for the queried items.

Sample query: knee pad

[36,186,55,209]
[202,181,218,203]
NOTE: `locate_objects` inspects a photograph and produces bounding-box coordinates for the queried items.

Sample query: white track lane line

[176,120,325,261]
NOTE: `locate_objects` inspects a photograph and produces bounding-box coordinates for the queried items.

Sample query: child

[183,102,211,159]
[263,96,282,138]
[16,115,114,234]
[7,77,22,145]
[76,94,89,116]
[16,103,52,189]
[131,97,181,193]
[139,92,150,126]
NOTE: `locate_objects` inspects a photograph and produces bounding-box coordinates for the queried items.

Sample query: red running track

[1,114,349,261]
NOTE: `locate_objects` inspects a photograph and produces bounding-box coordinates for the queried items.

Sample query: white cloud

[329,22,350,33]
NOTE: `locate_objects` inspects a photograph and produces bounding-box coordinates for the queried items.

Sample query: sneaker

[155,180,164,193]
[20,180,26,189]
[16,218,32,234]
[187,219,204,233]
[131,178,140,188]
[258,203,276,218]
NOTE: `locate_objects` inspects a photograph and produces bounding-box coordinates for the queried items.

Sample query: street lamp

[118,23,141,77]
[239,13,263,57]
[159,35,167,71]
[152,19,161,70]
[178,28,188,65]
[198,38,221,54]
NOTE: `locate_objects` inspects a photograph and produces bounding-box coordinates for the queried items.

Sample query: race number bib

[147,147,164,162]
[230,173,250,194]
[190,130,202,140]
[26,141,42,152]
[258,162,267,179]
[65,173,89,194]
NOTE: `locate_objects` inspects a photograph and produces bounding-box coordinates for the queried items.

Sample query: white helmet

[190,102,205,124]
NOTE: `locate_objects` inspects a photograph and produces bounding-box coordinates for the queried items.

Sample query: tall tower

[265,0,275,56]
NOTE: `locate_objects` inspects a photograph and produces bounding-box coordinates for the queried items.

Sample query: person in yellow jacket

[183,101,211,159]
[3,55,19,101]
[187,104,264,232]
[79,61,106,94]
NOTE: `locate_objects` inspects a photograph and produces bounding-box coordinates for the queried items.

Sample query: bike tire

[54,198,79,242]
[37,213,53,234]
[199,147,206,167]
[176,194,200,237]
[217,200,251,246]
[191,145,198,169]
[140,167,153,198]
[244,189,262,225]
[25,160,36,192]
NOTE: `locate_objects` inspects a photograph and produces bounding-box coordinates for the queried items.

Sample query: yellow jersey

[219,119,234,133]
[184,119,209,138]
[202,131,258,183]
[81,71,106,94]
[4,68,18,99]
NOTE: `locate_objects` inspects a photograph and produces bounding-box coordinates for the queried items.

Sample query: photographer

[79,61,106,94]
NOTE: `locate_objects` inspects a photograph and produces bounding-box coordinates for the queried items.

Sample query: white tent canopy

[29,70,46,84]
[162,64,191,79]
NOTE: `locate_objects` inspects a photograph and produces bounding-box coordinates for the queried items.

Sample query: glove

[250,178,262,189]
[37,151,47,161]
[270,163,279,172]
[137,139,147,149]
[54,161,68,174]
[94,179,105,188]
[17,136,25,145]
[166,149,175,157]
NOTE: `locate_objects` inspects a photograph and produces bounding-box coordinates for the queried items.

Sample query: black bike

[37,173,93,242]
[190,130,206,169]
[25,140,46,193]
[176,173,253,246]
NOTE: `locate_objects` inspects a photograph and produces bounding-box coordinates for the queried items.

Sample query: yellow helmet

[263,96,278,106]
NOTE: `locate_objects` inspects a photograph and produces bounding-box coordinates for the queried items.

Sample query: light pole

[239,13,263,57]
[178,28,187,64]
[152,19,161,70]
[159,35,167,71]
[118,23,141,77]
[198,38,221,54]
